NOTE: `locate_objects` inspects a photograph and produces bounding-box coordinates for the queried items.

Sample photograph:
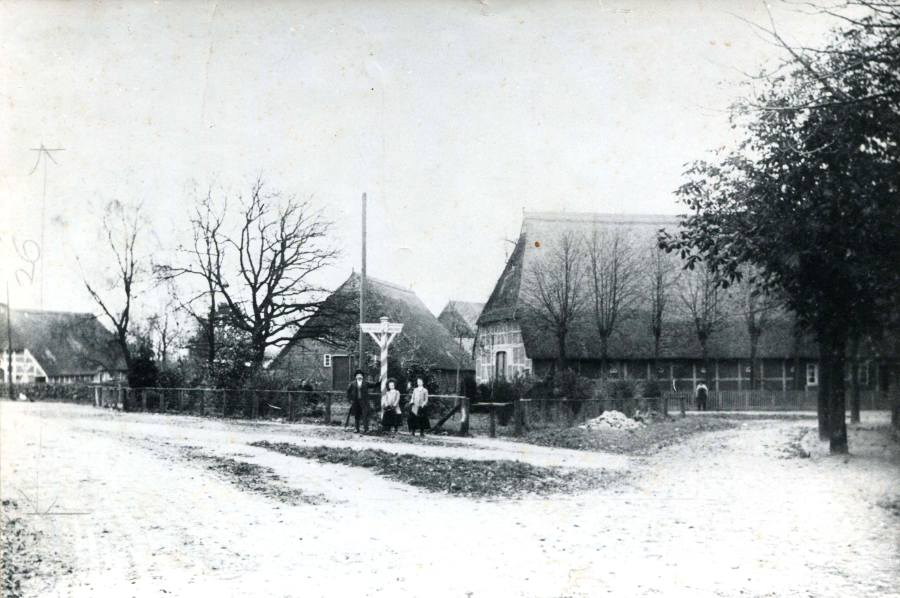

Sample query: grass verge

[251,441,626,499]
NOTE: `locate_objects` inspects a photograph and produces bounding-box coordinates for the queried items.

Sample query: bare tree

[156,186,226,376]
[520,230,586,373]
[646,243,678,379]
[80,200,148,374]
[585,226,638,377]
[160,178,339,371]
[737,269,781,390]
[147,291,186,369]
[678,266,728,383]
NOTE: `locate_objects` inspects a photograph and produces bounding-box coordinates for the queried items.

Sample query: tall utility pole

[6,283,14,400]
[29,144,65,309]
[359,192,367,376]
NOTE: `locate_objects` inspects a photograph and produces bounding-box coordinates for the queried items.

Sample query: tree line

[79,177,346,391]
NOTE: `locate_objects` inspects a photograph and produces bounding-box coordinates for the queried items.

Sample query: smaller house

[438,301,485,355]
[1,304,127,385]
[271,273,475,393]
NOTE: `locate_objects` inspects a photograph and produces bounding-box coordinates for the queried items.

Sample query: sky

[1,0,842,323]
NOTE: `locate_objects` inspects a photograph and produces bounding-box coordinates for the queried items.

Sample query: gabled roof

[520,312,820,361]
[478,212,679,327]
[476,212,830,361]
[274,273,474,371]
[0,305,127,376]
[438,301,485,338]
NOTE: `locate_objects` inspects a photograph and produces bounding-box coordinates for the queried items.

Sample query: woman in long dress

[408,376,430,436]
[381,378,401,434]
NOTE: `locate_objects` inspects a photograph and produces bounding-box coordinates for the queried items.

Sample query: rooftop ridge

[350,272,414,294]
[523,211,679,224]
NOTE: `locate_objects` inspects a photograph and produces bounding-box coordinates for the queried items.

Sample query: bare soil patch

[1,500,70,598]
[509,416,738,456]
[178,446,328,506]
[251,441,627,499]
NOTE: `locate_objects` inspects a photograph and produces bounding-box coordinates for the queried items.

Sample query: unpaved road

[1,402,898,598]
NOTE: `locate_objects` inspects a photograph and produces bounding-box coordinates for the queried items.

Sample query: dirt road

[2,402,898,598]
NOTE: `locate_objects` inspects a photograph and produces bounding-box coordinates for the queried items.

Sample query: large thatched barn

[475,212,898,393]
[271,273,475,393]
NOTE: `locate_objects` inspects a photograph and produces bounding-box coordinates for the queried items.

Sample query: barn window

[806,363,818,386]
[323,354,332,367]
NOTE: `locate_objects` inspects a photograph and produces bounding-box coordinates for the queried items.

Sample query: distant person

[381,378,401,434]
[346,369,373,433]
[301,379,314,393]
[408,376,430,436]
[696,381,709,412]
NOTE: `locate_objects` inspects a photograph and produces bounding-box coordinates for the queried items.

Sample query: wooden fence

[90,385,467,428]
[667,389,896,411]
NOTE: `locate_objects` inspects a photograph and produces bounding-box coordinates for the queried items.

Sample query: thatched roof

[276,273,474,371]
[0,304,127,377]
[477,212,825,361]
[438,301,485,338]
[521,312,819,361]
[478,212,678,328]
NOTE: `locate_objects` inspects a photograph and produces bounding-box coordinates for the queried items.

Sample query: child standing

[408,376,430,436]
[381,378,401,434]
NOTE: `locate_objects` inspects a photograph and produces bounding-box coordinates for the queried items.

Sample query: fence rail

[90,385,467,428]
[667,389,897,412]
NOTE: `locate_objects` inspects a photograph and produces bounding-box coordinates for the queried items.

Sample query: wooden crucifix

[360,316,404,394]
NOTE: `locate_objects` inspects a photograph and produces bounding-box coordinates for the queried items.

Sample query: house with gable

[474,212,899,393]
[1,304,127,385]
[437,301,485,355]
[271,273,475,393]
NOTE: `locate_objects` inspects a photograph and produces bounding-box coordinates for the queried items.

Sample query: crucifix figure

[360,316,403,394]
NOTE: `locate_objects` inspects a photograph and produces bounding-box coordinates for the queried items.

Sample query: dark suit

[346,380,374,432]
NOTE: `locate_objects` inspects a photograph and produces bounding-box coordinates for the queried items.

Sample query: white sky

[1,0,840,321]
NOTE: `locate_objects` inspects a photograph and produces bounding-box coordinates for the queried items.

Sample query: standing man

[695,381,709,412]
[347,369,374,433]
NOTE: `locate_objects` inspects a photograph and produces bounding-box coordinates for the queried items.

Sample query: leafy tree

[661,4,900,453]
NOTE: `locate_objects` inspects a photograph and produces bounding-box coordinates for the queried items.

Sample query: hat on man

[354,369,366,377]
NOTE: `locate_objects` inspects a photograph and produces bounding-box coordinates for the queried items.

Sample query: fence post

[460,397,470,435]
[159,389,165,413]
[324,393,332,424]
[663,395,669,416]
[179,389,184,413]
[200,389,206,417]
[680,396,686,418]
[288,394,294,422]
[514,400,522,437]
[140,388,146,412]
[252,391,259,419]
[489,406,496,438]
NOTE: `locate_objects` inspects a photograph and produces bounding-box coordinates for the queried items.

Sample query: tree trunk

[850,359,861,425]
[849,335,860,425]
[557,332,567,373]
[817,345,830,441]
[828,350,848,454]
[749,333,759,391]
[817,332,848,453]
[652,331,662,386]
[600,336,609,379]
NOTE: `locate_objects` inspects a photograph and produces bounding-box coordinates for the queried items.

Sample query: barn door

[332,356,351,391]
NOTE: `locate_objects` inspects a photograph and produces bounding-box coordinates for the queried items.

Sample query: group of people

[345,370,431,436]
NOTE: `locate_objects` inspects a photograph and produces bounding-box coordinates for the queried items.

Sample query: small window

[323,354,332,367]
[806,363,818,386]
